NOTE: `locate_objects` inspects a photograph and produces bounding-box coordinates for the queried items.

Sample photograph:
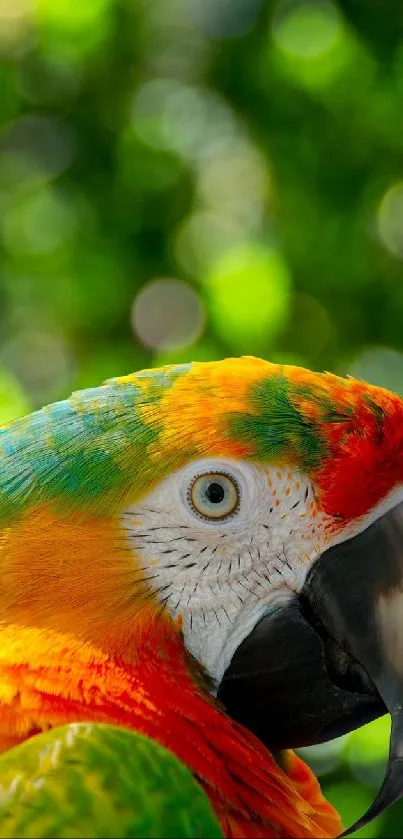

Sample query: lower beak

[218,500,403,836]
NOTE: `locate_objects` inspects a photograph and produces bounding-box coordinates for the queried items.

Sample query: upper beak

[218,499,403,836]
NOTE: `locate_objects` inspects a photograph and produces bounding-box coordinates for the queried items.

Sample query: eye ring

[187,471,241,521]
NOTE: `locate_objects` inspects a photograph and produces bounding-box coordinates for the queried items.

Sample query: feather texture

[0,356,400,524]
[0,621,341,838]
[0,723,223,838]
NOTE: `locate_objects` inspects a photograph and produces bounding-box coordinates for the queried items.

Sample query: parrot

[0,355,403,837]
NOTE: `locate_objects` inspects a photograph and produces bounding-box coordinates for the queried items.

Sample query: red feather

[0,618,342,838]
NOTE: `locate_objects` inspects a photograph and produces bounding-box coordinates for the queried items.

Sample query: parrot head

[1,355,403,834]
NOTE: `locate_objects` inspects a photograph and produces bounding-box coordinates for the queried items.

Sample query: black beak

[218,500,403,836]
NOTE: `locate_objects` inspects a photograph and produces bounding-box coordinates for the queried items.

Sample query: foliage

[0,0,403,834]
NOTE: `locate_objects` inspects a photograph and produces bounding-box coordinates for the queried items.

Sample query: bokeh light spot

[272,0,342,60]
[132,79,203,156]
[0,330,74,404]
[189,0,263,40]
[2,187,77,255]
[131,79,237,164]
[205,243,292,353]
[174,211,243,276]
[377,181,403,259]
[197,142,270,228]
[37,0,110,32]
[143,0,210,82]
[132,278,205,351]
[35,0,112,57]
[0,0,33,52]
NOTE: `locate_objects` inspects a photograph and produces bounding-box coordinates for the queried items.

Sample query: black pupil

[205,482,225,504]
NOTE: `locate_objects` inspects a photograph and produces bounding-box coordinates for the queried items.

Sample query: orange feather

[0,505,342,837]
[0,620,341,838]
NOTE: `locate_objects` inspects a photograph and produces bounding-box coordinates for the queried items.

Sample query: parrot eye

[188,472,240,521]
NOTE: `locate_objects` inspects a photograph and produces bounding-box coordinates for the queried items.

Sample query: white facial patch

[121,457,339,685]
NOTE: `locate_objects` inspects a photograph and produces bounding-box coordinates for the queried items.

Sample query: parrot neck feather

[0,620,341,839]
[0,506,177,663]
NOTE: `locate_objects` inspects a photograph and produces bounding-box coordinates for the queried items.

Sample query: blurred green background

[0,0,402,835]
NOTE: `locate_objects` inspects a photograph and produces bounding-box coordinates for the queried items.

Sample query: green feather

[0,723,223,839]
[228,374,327,470]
